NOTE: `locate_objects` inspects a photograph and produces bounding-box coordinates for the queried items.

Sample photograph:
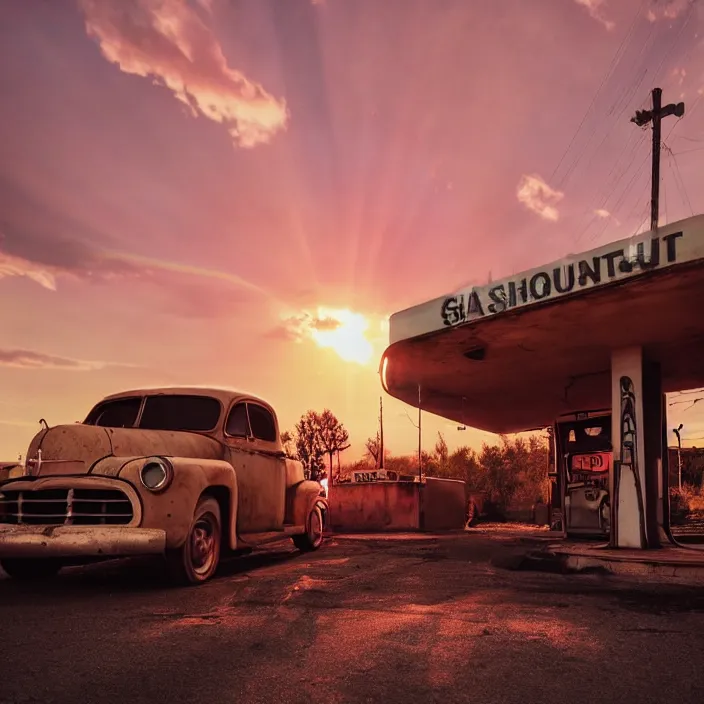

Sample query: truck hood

[25,424,225,477]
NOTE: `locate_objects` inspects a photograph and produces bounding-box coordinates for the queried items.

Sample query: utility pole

[417,384,422,482]
[379,396,385,470]
[631,87,685,231]
[673,423,683,489]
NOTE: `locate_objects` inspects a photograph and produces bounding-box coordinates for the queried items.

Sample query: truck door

[224,401,286,533]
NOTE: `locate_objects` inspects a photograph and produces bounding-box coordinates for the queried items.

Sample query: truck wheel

[293,504,324,552]
[167,496,221,585]
[0,558,63,580]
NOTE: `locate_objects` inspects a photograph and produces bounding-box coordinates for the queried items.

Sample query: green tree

[293,409,350,481]
[294,411,326,476]
[317,409,350,480]
[434,432,449,468]
[364,432,381,467]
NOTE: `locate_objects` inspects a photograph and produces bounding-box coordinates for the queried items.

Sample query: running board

[238,525,305,546]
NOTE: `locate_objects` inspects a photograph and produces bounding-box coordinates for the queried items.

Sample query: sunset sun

[309,307,374,365]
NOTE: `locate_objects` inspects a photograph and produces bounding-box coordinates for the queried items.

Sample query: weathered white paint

[0,525,167,557]
[611,347,648,549]
[390,216,704,345]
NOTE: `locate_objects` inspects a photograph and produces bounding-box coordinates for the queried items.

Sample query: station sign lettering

[353,471,380,483]
[441,231,683,327]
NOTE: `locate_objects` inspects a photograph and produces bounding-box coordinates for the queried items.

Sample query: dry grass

[669,484,704,524]
[689,494,704,512]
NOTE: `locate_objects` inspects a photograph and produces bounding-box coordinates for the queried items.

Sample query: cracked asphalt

[1,529,704,704]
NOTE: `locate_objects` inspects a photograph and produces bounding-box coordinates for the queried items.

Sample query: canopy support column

[610,347,667,549]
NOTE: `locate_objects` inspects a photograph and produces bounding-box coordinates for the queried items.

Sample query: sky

[2,0,704,462]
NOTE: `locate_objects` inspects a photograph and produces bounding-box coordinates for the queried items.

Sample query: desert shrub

[669,485,694,525]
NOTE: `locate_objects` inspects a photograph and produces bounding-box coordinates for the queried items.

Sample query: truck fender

[287,480,328,527]
[116,457,239,551]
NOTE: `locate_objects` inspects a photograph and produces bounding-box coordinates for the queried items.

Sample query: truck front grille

[0,488,133,526]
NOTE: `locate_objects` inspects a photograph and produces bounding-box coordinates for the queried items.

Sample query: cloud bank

[574,0,615,31]
[78,0,289,148]
[0,348,128,371]
[647,0,695,22]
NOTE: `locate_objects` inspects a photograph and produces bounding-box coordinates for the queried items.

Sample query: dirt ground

[1,528,704,704]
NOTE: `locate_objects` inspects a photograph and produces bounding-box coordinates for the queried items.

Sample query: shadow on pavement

[0,544,305,601]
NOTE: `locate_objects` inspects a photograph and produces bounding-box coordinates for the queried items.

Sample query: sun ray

[101,249,273,296]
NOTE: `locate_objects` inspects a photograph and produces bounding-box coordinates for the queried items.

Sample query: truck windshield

[85,395,222,432]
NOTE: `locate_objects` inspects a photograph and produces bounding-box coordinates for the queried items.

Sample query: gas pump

[547,427,563,532]
[553,410,612,539]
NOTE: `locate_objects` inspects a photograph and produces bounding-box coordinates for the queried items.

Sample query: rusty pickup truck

[0,387,328,584]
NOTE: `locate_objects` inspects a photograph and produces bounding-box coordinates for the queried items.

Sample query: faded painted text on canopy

[381,216,704,434]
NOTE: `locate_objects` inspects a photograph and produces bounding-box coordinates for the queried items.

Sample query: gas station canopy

[381,215,704,434]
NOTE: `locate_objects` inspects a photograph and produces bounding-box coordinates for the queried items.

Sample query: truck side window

[86,397,142,428]
[247,404,277,443]
[226,403,250,437]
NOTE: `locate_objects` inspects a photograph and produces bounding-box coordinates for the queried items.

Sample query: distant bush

[670,484,696,525]
[342,431,550,519]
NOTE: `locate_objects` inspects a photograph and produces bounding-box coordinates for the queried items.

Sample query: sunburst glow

[310,307,373,365]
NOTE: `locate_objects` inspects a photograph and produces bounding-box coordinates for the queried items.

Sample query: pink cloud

[78,0,289,148]
[265,312,343,343]
[0,348,129,371]
[0,230,145,290]
[0,250,57,291]
[516,174,564,222]
[646,0,694,22]
[573,0,615,31]
[0,211,264,319]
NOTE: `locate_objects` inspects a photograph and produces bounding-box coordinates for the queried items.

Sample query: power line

[594,110,687,242]
[579,145,651,247]
[558,31,658,192]
[671,149,694,215]
[673,145,704,155]
[549,1,647,186]
[663,150,669,224]
[559,4,694,196]
[568,3,697,246]
[573,129,650,246]
[674,133,704,143]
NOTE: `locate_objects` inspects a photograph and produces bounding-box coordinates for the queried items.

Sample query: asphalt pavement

[1,528,704,704]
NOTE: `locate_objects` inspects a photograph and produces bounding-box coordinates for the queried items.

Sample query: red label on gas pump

[571,452,611,472]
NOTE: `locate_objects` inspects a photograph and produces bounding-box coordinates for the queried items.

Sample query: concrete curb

[516,548,704,583]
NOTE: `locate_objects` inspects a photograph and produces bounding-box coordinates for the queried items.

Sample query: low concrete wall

[329,478,468,532]
[329,482,420,532]
[421,477,467,531]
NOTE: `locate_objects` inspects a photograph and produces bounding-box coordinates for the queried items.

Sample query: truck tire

[293,504,324,552]
[167,496,221,585]
[0,558,63,580]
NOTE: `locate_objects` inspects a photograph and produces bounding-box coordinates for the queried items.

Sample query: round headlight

[140,458,172,492]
